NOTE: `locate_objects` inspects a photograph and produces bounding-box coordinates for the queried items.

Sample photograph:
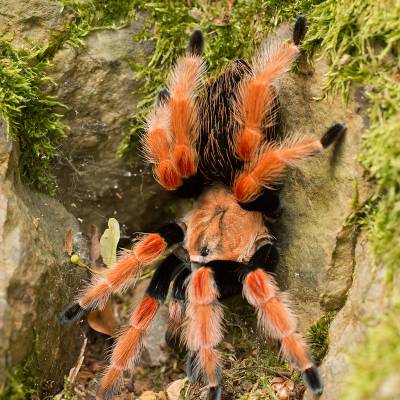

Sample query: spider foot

[321,123,346,148]
[293,16,308,45]
[302,366,323,396]
[187,29,204,56]
[60,302,88,325]
[165,330,181,351]
[208,385,222,400]
[186,353,201,384]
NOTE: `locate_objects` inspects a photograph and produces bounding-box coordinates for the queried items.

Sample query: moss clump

[341,307,400,400]
[0,334,40,400]
[307,312,335,364]
[118,0,323,155]
[0,40,66,193]
[62,0,138,30]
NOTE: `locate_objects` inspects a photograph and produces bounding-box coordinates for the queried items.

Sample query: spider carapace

[61,16,345,400]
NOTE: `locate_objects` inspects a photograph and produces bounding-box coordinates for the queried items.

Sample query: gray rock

[46,17,174,234]
[0,0,71,50]
[274,59,368,330]
[304,234,388,400]
[0,119,88,395]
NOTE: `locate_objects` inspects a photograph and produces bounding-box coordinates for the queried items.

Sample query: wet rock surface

[0,119,88,394]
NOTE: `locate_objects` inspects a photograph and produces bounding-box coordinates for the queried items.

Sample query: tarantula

[61,16,345,400]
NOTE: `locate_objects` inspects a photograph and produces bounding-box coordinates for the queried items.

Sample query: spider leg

[184,267,224,399]
[97,252,183,399]
[60,223,184,324]
[234,123,346,203]
[242,267,323,395]
[233,32,300,161]
[164,267,204,385]
[293,16,308,46]
[143,31,205,191]
[187,29,204,56]
[165,267,191,350]
[239,187,282,220]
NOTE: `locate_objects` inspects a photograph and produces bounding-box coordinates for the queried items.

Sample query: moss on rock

[0,40,66,193]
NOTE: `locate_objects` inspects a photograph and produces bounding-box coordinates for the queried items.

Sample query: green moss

[0,333,40,400]
[307,312,335,364]
[0,40,66,193]
[62,0,137,30]
[341,307,400,400]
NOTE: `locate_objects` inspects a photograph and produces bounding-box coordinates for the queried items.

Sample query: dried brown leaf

[89,224,100,265]
[64,228,73,256]
[270,377,296,400]
[87,301,117,336]
[166,378,187,400]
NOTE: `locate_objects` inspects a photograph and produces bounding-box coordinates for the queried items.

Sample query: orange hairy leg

[234,41,299,161]
[184,267,223,389]
[243,268,323,395]
[97,296,159,399]
[143,30,205,189]
[143,102,181,190]
[167,46,205,178]
[234,138,322,203]
[165,268,190,349]
[78,234,166,310]
[234,122,345,203]
[60,224,184,325]
[97,253,184,399]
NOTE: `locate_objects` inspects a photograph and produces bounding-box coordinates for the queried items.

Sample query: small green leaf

[100,218,120,267]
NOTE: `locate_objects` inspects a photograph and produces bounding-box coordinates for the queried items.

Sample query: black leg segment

[320,123,346,148]
[187,29,204,56]
[157,223,185,246]
[302,366,323,395]
[60,302,90,325]
[146,253,184,302]
[165,267,191,349]
[156,87,170,106]
[248,243,280,273]
[186,352,201,384]
[293,16,308,45]
[239,188,282,219]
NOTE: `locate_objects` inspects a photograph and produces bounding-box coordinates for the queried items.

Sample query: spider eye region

[200,246,210,257]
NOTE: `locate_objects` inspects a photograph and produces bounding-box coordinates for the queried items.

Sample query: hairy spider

[61,16,345,400]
